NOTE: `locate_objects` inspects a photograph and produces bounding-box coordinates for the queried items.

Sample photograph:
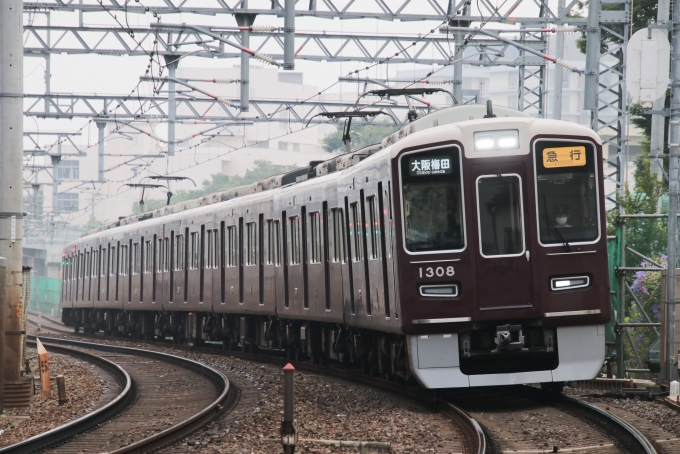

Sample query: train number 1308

[419,266,455,278]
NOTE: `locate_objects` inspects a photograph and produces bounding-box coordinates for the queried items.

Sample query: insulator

[217,97,235,107]
[423,78,448,85]
[554,58,577,72]
[148,133,162,141]
[253,51,277,66]
[554,25,577,33]
[178,135,194,143]
[251,24,278,33]
[214,78,238,84]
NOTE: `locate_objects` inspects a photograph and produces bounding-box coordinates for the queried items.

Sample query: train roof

[77,104,594,243]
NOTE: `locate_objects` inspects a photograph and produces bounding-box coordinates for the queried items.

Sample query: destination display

[408,155,453,176]
[542,146,586,168]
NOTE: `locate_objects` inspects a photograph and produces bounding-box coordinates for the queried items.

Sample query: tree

[322,122,396,153]
[132,160,296,214]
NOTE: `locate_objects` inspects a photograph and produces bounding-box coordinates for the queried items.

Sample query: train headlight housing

[419,284,459,297]
[550,275,590,291]
[473,129,519,151]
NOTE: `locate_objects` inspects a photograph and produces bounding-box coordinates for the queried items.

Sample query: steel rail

[27,314,485,454]
[1,334,231,454]
[0,338,133,454]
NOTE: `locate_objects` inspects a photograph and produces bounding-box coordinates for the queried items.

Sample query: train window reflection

[534,142,599,245]
[476,175,525,257]
[400,147,464,253]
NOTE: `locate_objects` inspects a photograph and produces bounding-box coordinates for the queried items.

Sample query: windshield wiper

[543,196,571,251]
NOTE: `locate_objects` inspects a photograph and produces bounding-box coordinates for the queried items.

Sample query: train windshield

[534,141,599,245]
[400,146,464,252]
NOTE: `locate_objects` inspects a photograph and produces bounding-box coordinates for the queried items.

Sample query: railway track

[0,333,231,454]
[27,312,657,454]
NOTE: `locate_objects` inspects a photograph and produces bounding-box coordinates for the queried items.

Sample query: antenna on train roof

[305,110,396,154]
[484,100,497,118]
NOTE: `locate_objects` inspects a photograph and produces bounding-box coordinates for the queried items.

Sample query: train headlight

[550,276,590,291]
[419,284,459,297]
[473,129,519,151]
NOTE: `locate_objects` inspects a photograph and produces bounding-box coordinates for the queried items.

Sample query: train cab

[389,106,611,388]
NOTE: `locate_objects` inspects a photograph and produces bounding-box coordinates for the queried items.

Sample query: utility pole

[666,0,680,383]
[0,0,25,397]
[284,0,295,70]
[552,0,566,119]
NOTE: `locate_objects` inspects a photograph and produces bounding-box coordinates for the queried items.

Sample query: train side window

[274,220,282,266]
[246,222,257,266]
[332,208,346,263]
[213,229,220,269]
[189,232,199,270]
[119,246,128,276]
[101,248,107,277]
[163,238,170,272]
[266,220,274,265]
[175,234,185,271]
[227,226,238,267]
[144,240,153,274]
[367,196,380,260]
[289,216,301,265]
[156,238,163,273]
[534,141,599,245]
[350,203,362,262]
[205,230,214,269]
[110,246,116,276]
[309,212,321,264]
[132,242,140,275]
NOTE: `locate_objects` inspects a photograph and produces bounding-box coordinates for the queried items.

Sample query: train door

[328,205,346,314]
[224,217,240,307]
[188,226,201,306]
[212,221,223,308]
[263,216,280,311]
[131,237,142,305]
[347,195,369,317]
[471,162,534,310]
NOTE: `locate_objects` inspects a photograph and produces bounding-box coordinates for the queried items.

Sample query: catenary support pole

[666,0,680,383]
[584,0,600,116]
[164,55,179,156]
[0,0,25,394]
[0,257,6,414]
[97,121,105,182]
[552,0,566,119]
[651,0,670,178]
[235,3,256,112]
[284,0,295,70]
[449,3,470,105]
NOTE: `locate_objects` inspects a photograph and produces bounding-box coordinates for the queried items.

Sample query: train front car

[392,112,610,388]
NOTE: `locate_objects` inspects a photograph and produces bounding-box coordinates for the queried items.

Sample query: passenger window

[350,203,362,262]
[289,216,301,265]
[400,147,464,253]
[163,238,170,272]
[85,251,91,277]
[205,230,214,269]
[91,251,98,277]
[367,196,380,260]
[477,174,525,257]
[274,220,281,266]
[213,229,220,269]
[332,208,346,263]
[266,220,274,265]
[101,249,107,277]
[110,246,116,276]
[534,141,599,245]
[190,232,199,270]
[175,234,185,271]
[226,226,238,267]
[144,240,153,274]
[132,243,140,275]
[246,222,257,266]
[156,238,163,273]
[119,246,128,276]
[309,212,321,264]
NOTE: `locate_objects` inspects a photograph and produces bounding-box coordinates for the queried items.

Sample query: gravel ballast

[0,346,106,448]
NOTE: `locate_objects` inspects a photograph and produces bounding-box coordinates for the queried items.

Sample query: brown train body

[60,105,610,388]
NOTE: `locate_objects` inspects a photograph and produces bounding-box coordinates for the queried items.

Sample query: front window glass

[535,141,599,245]
[477,175,525,256]
[401,147,464,252]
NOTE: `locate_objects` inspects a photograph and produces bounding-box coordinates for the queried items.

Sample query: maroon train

[61,104,610,388]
